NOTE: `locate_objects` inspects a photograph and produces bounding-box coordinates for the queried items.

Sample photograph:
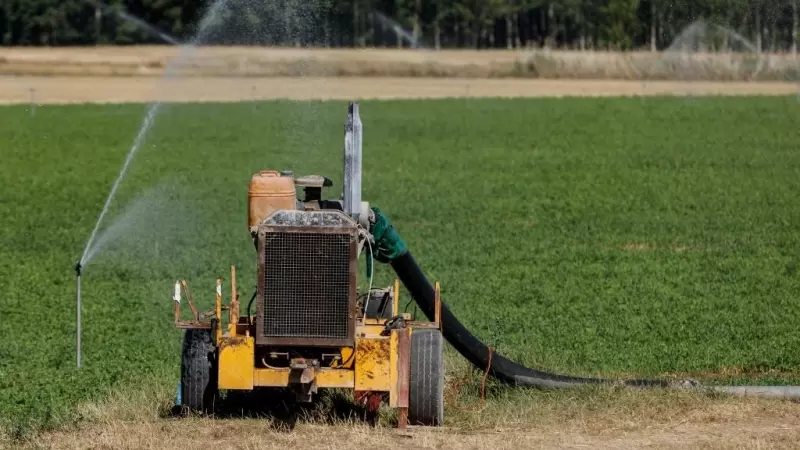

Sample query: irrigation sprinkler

[29,88,36,117]
[370,11,424,49]
[75,0,232,375]
[89,0,181,46]
[75,261,82,369]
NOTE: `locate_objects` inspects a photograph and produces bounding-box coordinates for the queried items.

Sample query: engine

[254,209,359,347]
[247,102,366,350]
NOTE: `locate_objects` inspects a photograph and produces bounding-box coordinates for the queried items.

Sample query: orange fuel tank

[248,170,296,229]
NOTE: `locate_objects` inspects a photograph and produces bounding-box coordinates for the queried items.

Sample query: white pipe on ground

[708,385,800,399]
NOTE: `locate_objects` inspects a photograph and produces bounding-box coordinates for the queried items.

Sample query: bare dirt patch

[14,396,800,450]
[0,75,796,105]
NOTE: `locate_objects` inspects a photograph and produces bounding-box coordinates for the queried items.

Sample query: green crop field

[2,95,800,438]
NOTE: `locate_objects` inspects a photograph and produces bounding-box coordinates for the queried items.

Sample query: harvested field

[0,46,798,80]
[1,46,796,104]
[0,75,797,105]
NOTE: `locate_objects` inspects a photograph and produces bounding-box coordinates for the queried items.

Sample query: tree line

[1,0,798,53]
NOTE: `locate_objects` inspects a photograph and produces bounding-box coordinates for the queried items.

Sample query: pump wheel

[408,328,444,426]
[180,328,218,414]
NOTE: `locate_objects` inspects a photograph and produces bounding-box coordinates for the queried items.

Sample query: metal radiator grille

[262,231,351,340]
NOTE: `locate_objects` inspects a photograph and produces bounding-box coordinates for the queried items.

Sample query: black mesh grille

[262,231,352,340]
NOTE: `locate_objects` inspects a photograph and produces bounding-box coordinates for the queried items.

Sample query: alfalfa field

[1,93,800,446]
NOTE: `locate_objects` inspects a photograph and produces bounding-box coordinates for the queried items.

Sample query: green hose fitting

[369,206,408,263]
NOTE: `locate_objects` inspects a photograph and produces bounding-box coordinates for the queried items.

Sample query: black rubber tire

[408,328,444,426]
[180,328,218,414]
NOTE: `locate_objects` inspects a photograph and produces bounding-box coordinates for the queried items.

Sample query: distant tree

[793,0,798,53]
[429,0,459,49]
[1,0,799,51]
[602,0,638,50]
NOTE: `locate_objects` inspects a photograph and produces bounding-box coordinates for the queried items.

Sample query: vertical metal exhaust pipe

[343,102,363,222]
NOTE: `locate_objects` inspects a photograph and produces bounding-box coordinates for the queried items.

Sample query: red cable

[481,346,493,404]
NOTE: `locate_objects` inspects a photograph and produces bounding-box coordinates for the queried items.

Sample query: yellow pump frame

[174,267,443,429]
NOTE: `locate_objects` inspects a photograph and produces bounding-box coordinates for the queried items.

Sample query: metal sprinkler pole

[75,262,82,369]
[29,88,36,117]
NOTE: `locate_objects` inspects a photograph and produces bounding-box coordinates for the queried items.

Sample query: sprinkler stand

[75,261,82,369]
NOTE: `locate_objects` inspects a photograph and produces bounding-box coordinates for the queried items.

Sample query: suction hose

[370,207,800,397]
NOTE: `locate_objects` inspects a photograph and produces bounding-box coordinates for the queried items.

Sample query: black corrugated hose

[371,207,800,397]
[389,251,670,389]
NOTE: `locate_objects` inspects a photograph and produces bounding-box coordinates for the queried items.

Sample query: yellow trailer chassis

[174,269,443,429]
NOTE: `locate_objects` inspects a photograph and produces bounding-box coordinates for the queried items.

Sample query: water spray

[79,0,228,263]
[89,0,181,45]
[75,261,82,369]
[76,0,230,370]
[370,11,424,49]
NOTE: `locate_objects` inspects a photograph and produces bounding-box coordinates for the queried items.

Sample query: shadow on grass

[161,388,387,431]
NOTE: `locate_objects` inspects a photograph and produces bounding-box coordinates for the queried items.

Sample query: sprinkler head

[75,261,82,277]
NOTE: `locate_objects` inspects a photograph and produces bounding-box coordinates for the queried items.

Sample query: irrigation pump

[172,102,445,428]
[170,102,800,428]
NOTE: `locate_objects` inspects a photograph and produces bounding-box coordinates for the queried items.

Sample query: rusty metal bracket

[181,280,199,321]
[395,281,443,331]
[229,265,239,337]
[382,315,407,336]
[392,279,400,317]
[174,279,212,329]
[434,281,442,332]
[199,310,217,320]
[289,357,319,402]
[174,320,212,329]
[395,327,411,429]
[215,278,223,342]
